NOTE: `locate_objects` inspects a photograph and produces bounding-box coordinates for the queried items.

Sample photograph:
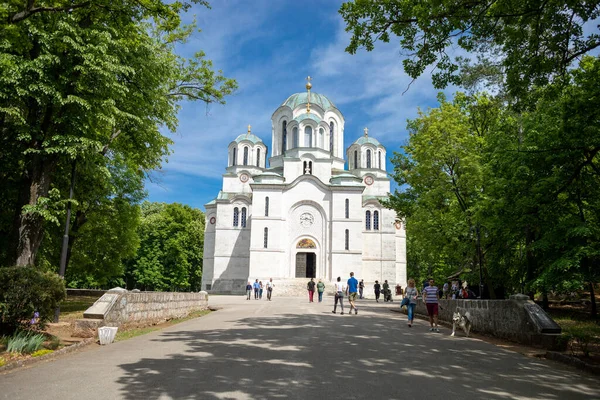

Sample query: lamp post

[54,161,76,322]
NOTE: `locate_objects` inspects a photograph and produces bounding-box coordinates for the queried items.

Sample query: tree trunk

[590,282,597,319]
[13,156,55,267]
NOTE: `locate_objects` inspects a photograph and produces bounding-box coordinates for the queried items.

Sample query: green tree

[340,0,600,99]
[0,1,236,267]
[126,202,204,292]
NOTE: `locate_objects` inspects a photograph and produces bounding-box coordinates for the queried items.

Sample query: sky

[146,0,459,209]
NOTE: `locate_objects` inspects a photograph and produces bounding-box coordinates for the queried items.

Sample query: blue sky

[146,0,460,209]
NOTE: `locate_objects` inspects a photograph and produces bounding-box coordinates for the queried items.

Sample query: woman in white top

[332,276,346,315]
[404,278,419,327]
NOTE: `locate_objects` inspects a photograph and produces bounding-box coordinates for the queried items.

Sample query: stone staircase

[270,278,335,297]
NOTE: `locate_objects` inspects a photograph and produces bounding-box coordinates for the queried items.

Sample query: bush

[46,335,60,350]
[0,357,5,367]
[31,349,54,357]
[6,331,45,354]
[0,266,66,334]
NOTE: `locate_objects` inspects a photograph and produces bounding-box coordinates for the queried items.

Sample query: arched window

[365,210,371,230]
[354,150,358,169]
[304,126,312,147]
[303,161,312,175]
[366,149,372,168]
[329,121,334,154]
[345,229,349,250]
[282,121,287,153]
[232,148,237,166]
[378,151,382,169]
[319,128,324,148]
[345,199,349,219]
[264,227,268,248]
[373,211,379,230]
[265,197,269,217]
[293,127,298,148]
[241,207,247,228]
[233,207,239,227]
[243,147,248,166]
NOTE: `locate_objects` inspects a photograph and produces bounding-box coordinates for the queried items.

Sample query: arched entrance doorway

[295,238,317,278]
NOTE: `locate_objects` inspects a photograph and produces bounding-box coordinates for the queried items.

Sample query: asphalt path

[1,295,599,400]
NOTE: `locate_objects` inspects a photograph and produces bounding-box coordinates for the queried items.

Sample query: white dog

[451,311,472,337]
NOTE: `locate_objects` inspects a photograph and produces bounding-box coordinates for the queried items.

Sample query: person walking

[332,277,345,314]
[374,280,381,302]
[423,278,440,332]
[307,278,316,303]
[253,279,260,300]
[317,279,325,303]
[359,279,365,299]
[382,279,391,302]
[245,282,252,300]
[259,281,264,299]
[265,278,274,301]
[405,278,419,327]
[346,272,359,315]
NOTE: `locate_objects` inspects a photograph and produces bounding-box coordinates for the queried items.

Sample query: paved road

[1,295,599,399]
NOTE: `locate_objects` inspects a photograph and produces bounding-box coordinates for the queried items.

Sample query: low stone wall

[74,288,209,336]
[413,294,562,349]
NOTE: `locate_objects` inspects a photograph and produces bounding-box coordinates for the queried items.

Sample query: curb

[0,337,96,374]
[546,351,600,375]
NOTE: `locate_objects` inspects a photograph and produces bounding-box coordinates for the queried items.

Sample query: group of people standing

[306,278,326,302]
[331,272,360,315]
[246,278,274,301]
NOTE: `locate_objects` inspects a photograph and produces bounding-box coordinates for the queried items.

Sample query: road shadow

[116,310,600,399]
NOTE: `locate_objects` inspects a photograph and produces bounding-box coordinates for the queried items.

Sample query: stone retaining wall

[74,289,209,335]
[413,295,562,349]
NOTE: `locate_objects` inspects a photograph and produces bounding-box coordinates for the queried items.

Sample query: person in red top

[423,278,440,332]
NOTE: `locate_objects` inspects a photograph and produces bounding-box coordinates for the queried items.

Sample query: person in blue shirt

[253,279,260,300]
[346,272,359,315]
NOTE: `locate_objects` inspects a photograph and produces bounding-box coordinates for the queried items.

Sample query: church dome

[234,132,263,144]
[353,136,382,147]
[282,92,336,111]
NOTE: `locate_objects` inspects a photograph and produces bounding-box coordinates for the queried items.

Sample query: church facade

[202,83,406,293]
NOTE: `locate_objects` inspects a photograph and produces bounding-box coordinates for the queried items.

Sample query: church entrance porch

[295,252,316,278]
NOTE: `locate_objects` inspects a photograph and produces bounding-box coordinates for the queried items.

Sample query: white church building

[202,81,406,293]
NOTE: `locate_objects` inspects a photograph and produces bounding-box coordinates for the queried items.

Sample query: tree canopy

[0,1,236,268]
[340,0,600,98]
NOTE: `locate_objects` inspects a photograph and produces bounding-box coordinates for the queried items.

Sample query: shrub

[0,266,66,334]
[31,349,54,357]
[0,357,5,367]
[46,335,61,350]
[7,331,45,354]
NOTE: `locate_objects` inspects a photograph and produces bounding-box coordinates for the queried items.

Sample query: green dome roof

[293,113,322,124]
[354,136,382,146]
[283,92,336,111]
[234,133,263,144]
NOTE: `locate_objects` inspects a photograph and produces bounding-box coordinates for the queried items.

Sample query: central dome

[282,92,336,111]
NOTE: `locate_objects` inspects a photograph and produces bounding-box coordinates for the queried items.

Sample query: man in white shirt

[265,278,274,301]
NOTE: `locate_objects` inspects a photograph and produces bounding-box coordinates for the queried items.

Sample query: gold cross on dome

[247,125,251,134]
[364,127,369,137]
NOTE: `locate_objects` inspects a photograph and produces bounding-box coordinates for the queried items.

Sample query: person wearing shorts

[422,278,440,332]
[346,272,359,315]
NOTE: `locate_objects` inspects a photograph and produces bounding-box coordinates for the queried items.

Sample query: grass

[547,305,600,358]
[58,295,100,322]
[115,309,211,342]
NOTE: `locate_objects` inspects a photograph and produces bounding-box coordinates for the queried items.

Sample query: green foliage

[0,0,236,267]
[340,0,600,99]
[6,331,46,354]
[0,357,5,367]
[125,202,205,291]
[31,348,54,357]
[0,267,66,334]
[388,58,600,303]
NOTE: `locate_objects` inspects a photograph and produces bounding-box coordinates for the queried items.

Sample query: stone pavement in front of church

[1,295,599,399]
